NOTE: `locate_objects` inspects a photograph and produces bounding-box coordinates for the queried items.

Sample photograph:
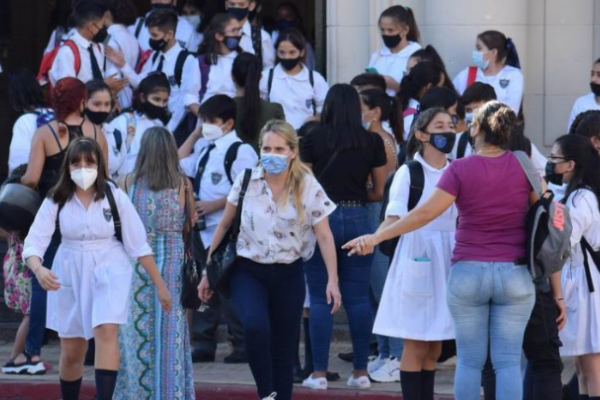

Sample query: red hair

[51,78,87,135]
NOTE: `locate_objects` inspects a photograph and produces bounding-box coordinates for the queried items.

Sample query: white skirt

[373,228,455,341]
[47,238,133,340]
[560,262,600,356]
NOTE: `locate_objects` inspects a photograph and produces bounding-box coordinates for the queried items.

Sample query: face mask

[545,162,564,185]
[224,36,242,50]
[382,34,402,49]
[70,168,98,191]
[362,112,373,130]
[427,132,456,154]
[85,109,109,125]
[472,50,489,70]
[149,37,168,52]
[261,153,289,175]
[591,83,600,97]
[465,112,474,125]
[152,3,175,11]
[143,101,170,125]
[202,123,225,142]
[277,19,294,31]
[279,57,301,71]
[183,15,201,30]
[228,7,249,21]
[92,26,108,44]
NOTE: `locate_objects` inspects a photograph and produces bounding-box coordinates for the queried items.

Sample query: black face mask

[545,162,564,185]
[277,19,295,31]
[228,7,249,21]
[149,37,168,52]
[143,101,171,125]
[382,34,402,49]
[427,132,456,154]
[85,109,109,125]
[279,57,302,71]
[591,83,600,97]
[92,26,108,44]
[152,3,175,11]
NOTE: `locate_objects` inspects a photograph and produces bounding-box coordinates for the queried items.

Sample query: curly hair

[472,100,518,148]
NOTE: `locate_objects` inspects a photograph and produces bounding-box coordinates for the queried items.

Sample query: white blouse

[227,167,336,264]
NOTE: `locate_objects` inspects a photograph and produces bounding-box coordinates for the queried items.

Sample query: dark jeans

[229,257,305,400]
[25,233,60,357]
[482,290,563,400]
[305,206,374,371]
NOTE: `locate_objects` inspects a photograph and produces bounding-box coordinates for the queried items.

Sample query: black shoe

[338,351,354,363]
[223,350,248,364]
[192,349,215,363]
[293,368,305,384]
[326,371,341,382]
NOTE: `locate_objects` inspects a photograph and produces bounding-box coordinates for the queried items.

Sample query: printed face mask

[202,123,226,142]
[261,153,289,175]
[70,168,98,190]
[427,132,456,154]
[472,50,489,70]
[545,162,564,185]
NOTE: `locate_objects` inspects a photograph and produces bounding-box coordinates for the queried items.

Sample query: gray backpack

[513,151,572,285]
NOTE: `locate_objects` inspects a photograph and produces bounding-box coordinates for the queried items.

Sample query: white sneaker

[367,354,387,374]
[261,393,277,399]
[302,374,328,390]
[369,357,400,383]
[347,374,371,389]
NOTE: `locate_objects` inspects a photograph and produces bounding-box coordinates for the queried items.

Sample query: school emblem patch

[103,208,113,222]
[306,99,313,109]
[211,172,223,185]
[499,79,510,89]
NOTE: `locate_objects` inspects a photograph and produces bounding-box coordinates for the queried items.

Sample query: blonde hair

[259,120,312,225]
[133,127,182,191]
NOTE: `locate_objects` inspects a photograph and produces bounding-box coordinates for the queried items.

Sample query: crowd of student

[2,1,600,400]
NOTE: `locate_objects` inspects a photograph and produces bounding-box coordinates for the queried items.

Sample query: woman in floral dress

[114,127,195,400]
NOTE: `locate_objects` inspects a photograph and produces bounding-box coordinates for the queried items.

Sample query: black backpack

[379,161,425,257]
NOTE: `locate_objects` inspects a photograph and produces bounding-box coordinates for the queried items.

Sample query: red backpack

[37,40,81,88]
[466,66,478,87]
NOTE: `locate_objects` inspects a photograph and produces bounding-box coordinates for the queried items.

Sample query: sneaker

[2,354,46,375]
[369,357,400,383]
[261,393,277,399]
[337,351,353,362]
[367,355,387,374]
[302,374,328,390]
[347,374,371,389]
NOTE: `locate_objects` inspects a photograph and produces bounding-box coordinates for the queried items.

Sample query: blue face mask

[224,36,242,50]
[472,50,489,70]
[261,153,289,175]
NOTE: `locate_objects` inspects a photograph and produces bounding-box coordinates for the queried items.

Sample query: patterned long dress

[114,179,195,400]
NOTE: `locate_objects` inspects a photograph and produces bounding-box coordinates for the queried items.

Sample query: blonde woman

[199,120,341,400]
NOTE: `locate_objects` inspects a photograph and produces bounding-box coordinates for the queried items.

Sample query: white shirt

[403,98,420,140]
[8,108,54,174]
[240,20,275,69]
[107,24,140,110]
[180,131,258,246]
[129,13,200,53]
[260,64,328,130]
[368,42,421,96]
[44,27,75,55]
[102,123,127,180]
[227,167,336,264]
[565,189,600,269]
[271,30,317,71]
[567,93,600,132]
[202,51,238,104]
[119,43,201,131]
[453,65,524,113]
[108,112,164,176]
[49,30,119,86]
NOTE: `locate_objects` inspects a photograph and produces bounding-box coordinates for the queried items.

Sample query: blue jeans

[447,261,535,400]
[305,206,374,371]
[366,202,404,360]
[229,257,305,400]
[25,233,60,357]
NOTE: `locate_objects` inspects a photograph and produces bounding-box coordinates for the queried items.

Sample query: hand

[326,280,342,314]
[191,124,203,139]
[158,285,173,312]
[342,234,378,256]
[35,267,60,291]
[195,200,218,216]
[105,74,127,94]
[105,46,126,68]
[198,276,214,302]
[555,297,567,331]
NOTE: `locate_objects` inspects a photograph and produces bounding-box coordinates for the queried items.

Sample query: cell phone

[365,67,379,74]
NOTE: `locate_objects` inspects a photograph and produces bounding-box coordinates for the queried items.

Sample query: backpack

[581,235,600,293]
[124,112,138,152]
[193,141,246,196]
[513,151,572,285]
[37,40,81,87]
[149,49,193,88]
[29,109,56,128]
[456,130,471,159]
[379,161,425,257]
[197,54,212,102]
[267,67,316,115]
[467,66,478,87]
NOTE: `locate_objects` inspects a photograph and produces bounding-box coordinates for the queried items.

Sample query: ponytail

[379,5,420,43]
[478,30,521,69]
[398,61,442,110]
[360,88,405,145]
[404,7,420,43]
[232,53,263,144]
[505,38,521,69]
[52,77,87,136]
[389,95,404,145]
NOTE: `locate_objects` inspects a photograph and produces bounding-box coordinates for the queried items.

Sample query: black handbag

[206,169,252,298]
[180,178,202,309]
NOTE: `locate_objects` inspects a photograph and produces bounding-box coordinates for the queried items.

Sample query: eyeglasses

[547,156,570,164]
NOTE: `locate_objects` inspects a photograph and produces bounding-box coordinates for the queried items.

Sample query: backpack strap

[175,50,193,87]
[64,40,81,76]
[54,26,65,49]
[402,107,418,118]
[267,68,275,101]
[113,128,123,152]
[406,161,425,211]
[105,183,123,243]
[513,150,543,197]
[309,69,316,115]
[250,23,263,63]
[134,17,145,39]
[456,130,470,159]
[467,66,478,87]
[198,54,211,102]
[224,142,244,184]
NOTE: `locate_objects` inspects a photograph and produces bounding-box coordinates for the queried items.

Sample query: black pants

[482,290,563,400]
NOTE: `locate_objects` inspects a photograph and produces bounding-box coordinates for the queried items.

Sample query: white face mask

[70,168,98,190]
[182,15,201,30]
[202,123,226,142]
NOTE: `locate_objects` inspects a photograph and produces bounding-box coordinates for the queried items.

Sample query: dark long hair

[406,108,449,159]
[379,5,420,43]
[398,61,443,109]
[570,110,600,138]
[321,84,371,150]
[49,138,110,205]
[557,134,600,212]
[409,45,456,93]
[478,30,521,69]
[133,73,171,113]
[275,28,307,64]
[232,53,262,143]
[198,13,241,65]
[360,89,404,145]
[8,69,47,114]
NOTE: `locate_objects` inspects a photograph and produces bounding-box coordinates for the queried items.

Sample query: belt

[337,200,365,208]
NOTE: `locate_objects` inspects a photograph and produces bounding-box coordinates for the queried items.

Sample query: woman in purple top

[344,101,537,400]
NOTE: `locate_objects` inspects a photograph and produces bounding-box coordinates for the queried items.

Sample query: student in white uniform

[108,9,201,134]
[546,134,600,399]
[271,2,316,71]
[129,0,201,53]
[7,70,55,174]
[260,28,328,130]
[22,138,172,400]
[368,5,421,96]
[181,0,206,39]
[453,30,524,114]
[225,0,275,68]
[567,58,600,131]
[406,45,457,94]
[197,14,241,103]
[108,73,170,176]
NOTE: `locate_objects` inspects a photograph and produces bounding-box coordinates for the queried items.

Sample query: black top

[300,126,386,203]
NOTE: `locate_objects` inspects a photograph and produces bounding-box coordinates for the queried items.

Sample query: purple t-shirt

[437,152,532,263]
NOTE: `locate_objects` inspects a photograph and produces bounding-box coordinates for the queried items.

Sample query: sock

[95,369,118,400]
[302,317,313,374]
[60,377,82,400]
[421,369,436,400]
[400,371,422,400]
